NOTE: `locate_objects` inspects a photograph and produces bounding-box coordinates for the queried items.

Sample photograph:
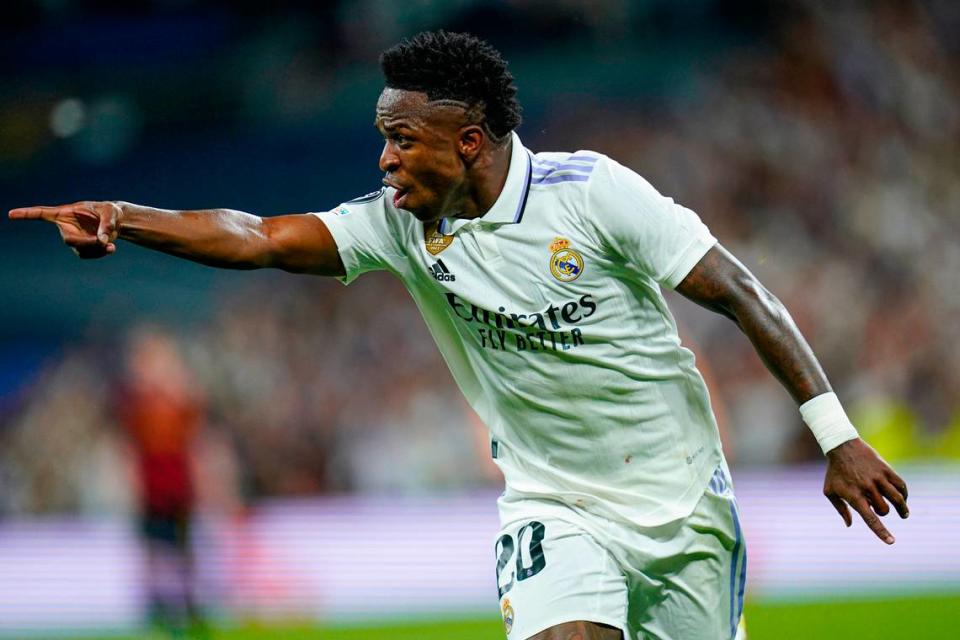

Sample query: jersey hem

[496,436,724,529]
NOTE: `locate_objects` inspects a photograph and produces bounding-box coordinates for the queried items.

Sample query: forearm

[726,280,831,405]
[117,202,273,269]
[676,247,906,540]
[735,283,909,542]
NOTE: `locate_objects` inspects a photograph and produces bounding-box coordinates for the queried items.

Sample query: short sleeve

[587,158,716,289]
[310,189,405,284]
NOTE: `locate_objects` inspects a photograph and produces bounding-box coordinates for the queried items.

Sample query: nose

[379,142,400,173]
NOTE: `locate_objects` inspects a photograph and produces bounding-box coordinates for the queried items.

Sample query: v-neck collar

[438,131,532,235]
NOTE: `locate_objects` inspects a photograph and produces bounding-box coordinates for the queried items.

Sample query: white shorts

[494,467,747,640]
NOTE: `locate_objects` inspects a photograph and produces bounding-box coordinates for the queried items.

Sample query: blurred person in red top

[117,326,206,637]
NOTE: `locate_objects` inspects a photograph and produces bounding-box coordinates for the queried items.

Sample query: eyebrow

[374,117,413,132]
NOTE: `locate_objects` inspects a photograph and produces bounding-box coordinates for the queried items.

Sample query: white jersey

[314,132,724,527]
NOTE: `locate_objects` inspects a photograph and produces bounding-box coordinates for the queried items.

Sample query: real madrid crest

[424,220,454,256]
[501,597,515,635]
[549,237,584,282]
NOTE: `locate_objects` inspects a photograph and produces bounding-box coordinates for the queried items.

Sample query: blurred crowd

[0,276,494,515]
[2,0,959,516]
[644,0,960,464]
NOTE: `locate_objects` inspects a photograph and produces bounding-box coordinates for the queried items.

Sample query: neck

[452,138,513,220]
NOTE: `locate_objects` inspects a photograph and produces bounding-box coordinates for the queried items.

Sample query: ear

[457,125,485,163]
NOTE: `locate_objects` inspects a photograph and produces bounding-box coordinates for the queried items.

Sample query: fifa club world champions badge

[424,220,454,255]
[549,237,584,282]
[501,597,515,635]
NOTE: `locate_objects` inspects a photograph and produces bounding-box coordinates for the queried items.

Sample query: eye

[391,133,412,147]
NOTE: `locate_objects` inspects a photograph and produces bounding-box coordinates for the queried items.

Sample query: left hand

[823,438,909,544]
[9,201,120,259]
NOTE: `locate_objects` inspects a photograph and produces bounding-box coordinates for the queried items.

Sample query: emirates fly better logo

[429,259,456,282]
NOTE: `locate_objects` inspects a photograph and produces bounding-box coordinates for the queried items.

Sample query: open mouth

[392,187,410,208]
[382,178,410,208]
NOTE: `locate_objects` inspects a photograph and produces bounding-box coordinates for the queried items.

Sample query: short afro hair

[380,31,522,143]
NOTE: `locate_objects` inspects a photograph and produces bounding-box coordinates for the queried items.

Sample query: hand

[823,438,909,544]
[9,201,122,259]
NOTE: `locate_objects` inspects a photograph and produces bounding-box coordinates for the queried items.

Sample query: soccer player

[10,31,908,640]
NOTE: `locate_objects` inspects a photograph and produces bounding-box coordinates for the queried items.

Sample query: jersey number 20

[495,521,546,598]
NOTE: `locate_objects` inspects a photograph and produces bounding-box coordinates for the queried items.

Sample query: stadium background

[1,0,958,638]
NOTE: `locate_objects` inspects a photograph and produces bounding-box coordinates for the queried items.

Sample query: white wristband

[799,392,859,454]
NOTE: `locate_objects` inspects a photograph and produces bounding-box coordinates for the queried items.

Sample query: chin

[405,204,440,223]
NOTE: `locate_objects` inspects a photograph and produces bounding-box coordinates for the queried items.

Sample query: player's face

[375,88,471,222]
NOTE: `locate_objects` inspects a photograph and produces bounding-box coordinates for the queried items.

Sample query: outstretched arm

[676,244,909,544]
[8,201,345,276]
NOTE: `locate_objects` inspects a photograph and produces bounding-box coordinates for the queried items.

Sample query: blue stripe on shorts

[728,496,746,639]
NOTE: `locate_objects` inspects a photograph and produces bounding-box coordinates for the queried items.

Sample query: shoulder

[336,187,391,217]
[314,187,417,257]
[528,149,609,189]
[527,149,649,219]
[330,188,412,231]
[344,188,388,206]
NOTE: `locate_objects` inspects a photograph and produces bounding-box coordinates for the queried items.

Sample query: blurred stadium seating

[1,1,958,637]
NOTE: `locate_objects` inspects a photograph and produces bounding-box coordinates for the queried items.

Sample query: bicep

[262,213,345,276]
[677,244,830,403]
[674,244,766,322]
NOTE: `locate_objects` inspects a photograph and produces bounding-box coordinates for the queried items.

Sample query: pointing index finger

[9,206,64,221]
[852,498,895,545]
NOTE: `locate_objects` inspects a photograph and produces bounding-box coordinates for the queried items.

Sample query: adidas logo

[429,259,456,282]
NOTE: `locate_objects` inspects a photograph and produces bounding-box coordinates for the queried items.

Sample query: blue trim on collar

[513,152,533,224]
